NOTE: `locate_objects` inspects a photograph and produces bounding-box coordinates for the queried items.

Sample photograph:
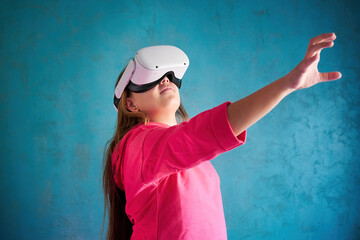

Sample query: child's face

[126,76,180,122]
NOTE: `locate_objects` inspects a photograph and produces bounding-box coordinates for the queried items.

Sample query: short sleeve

[210,101,247,151]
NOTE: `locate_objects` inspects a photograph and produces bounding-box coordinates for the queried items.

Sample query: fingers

[309,32,336,46]
[304,32,337,59]
[320,71,342,82]
[306,41,334,58]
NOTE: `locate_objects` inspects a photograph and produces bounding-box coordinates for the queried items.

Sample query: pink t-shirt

[112,101,247,240]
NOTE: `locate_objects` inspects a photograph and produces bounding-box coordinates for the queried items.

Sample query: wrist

[277,74,297,95]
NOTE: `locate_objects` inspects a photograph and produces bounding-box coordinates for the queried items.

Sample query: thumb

[320,71,342,82]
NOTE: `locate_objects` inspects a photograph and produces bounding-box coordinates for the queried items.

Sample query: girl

[102,32,342,240]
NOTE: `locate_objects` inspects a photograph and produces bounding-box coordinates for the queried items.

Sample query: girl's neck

[149,115,178,126]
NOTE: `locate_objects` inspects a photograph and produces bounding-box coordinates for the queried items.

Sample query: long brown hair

[102,67,189,240]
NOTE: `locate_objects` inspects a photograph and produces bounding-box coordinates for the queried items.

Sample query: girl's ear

[126,98,139,112]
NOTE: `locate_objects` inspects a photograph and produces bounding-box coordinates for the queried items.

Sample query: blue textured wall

[0,0,359,239]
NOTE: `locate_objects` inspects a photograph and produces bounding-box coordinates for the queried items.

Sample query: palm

[287,33,342,90]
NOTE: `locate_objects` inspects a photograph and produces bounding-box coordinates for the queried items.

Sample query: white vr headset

[113,45,190,111]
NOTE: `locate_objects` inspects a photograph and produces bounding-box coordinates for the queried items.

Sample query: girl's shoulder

[125,122,172,141]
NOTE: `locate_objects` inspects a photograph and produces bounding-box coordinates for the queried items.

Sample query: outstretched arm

[228,32,342,136]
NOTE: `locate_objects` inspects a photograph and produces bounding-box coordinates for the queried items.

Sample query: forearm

[227,75,296,136]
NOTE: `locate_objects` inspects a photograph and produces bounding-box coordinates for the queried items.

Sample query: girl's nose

[160,76,170,84]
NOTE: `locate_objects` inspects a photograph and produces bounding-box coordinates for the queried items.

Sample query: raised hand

[286,33,342,90]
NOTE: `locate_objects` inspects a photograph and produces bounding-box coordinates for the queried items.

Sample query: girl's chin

[160,99,180,110]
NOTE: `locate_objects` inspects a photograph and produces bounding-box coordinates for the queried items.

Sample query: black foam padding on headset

[127,71,182,93]
[114,95,120,110]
